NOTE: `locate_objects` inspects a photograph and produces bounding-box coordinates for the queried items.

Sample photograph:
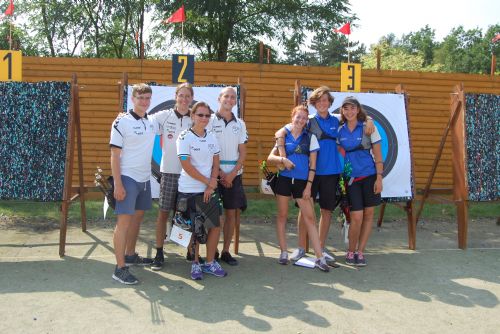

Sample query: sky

[347,0,500,47]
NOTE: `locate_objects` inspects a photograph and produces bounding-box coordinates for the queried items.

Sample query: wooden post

[376,49,381,71]
[74,76,87,232]
[119,72,128,113]
[59,75,78,257]
[232,78,247,255]
[293,80,301,106]
[267,48,271,64]
[259,41,264,64]
[491,54,497,77]
[238,77,246,119]
[450,84,468,249]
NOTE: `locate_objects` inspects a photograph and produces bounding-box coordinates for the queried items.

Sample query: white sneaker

[290,248,306,261]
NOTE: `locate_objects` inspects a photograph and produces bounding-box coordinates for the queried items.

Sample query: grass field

[0,197,498,224]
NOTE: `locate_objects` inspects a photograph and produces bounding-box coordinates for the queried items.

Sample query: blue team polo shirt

[310,113,343,176]
[337,121,380,177]
[280,128,319,180]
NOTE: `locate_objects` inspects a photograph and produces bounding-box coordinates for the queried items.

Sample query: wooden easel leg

[59,201,69,257]
[234,210,240,255]
[457,200,468,249]
[377,203,386,227]
[406,201,416,250]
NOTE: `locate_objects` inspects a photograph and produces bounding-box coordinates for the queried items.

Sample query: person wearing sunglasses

[176,101,227,280]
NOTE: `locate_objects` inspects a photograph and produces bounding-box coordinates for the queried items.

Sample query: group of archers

[109,83,383,285]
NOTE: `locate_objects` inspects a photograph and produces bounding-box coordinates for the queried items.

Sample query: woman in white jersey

[176,102,227,280]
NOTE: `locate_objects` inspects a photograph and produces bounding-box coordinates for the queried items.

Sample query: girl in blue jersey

[337,96,383,267]
[267,105,329,272]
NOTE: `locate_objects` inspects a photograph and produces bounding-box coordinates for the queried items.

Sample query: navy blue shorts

[114,175,152,215]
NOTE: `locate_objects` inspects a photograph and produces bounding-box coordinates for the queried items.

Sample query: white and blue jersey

[279,128,319,180]
[337,121,381,178]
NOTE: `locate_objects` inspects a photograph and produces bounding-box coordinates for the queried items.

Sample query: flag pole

[9,19,12,50]
[181,21,184,54]
[347,35,350,63]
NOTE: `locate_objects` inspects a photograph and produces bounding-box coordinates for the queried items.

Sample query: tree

[434,25,499,74]
[308,32,366,67]
[399,25,437,66]
[154,0,352,62]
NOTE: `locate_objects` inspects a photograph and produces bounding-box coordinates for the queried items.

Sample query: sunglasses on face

[195,113,211,118]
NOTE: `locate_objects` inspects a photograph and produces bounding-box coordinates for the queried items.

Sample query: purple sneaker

[356,252,367,267]
[278,251,289,265]
[345,251,356,266]
[201,261,227,277]
[315,258,330,272]
[190,262,203,280]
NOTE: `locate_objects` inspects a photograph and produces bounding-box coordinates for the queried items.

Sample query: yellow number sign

[0,50,22,81]
[340,62,361,92]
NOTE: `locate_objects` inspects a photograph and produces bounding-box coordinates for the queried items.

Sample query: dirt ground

[0,214,499,334]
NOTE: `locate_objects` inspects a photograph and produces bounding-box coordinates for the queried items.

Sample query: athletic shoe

[315,257,330,272]
[186,251,205,264]
[190,262,203,280]
[356,252,367,267]
[220,251,238,266]
[201,261,227,277]
[322,248,336,262]
[214,250,220,261]
[290,248,306,261]
[345,251,356,266]
[151,253,164,271]
[112,266,138,285]
[278,251,289,265]
[125,253,154,266]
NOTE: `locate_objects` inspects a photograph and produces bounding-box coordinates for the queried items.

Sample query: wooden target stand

[415,83,468,249]
[118,74,247,254]
[59,74,87,257]
[293,80,417,250]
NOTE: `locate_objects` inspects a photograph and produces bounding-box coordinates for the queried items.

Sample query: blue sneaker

[190,262,203,280]
[356,252,367,267]
[201,261,227,277]
[345,251,356,266]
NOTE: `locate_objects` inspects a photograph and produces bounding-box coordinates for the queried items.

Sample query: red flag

[165,5,185,24]
[334,22,351,35]
[492,33,500,43]
[4,0,14,16]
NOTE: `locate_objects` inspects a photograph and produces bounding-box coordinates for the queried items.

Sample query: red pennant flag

[4,0,14,16]
[492,33,500,43]
[165,5,185,24]
[334,22,351,35]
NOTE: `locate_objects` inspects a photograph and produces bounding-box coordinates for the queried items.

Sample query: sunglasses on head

[195,113,211,118]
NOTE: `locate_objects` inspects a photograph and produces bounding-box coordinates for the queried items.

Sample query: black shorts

[275,175,307,199]
[218,174,247,211]
[177,192,222,229]
[311,174,339,211]
[347,174,381,211]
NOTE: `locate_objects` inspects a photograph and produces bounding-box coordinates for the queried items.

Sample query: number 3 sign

[0,50,22,81]
[340,62,361,92]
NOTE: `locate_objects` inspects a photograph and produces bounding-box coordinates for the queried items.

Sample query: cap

[341,96,359,107]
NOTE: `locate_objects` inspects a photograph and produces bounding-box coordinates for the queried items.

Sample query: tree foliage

[153,0,351,62]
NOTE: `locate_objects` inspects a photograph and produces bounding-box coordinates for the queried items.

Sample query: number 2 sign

[172,54,194,84]
[0,50,22,81]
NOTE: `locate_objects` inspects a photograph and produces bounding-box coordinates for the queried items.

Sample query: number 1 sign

[0,50,22,81]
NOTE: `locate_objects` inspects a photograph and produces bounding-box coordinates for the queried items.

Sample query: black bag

[106,176,116,209]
